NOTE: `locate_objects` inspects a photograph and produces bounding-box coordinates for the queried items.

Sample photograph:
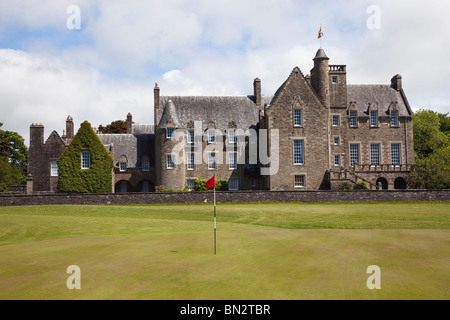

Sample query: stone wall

[1,190,448,207]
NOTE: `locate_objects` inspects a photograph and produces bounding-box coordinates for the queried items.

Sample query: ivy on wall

[57,121,114,193]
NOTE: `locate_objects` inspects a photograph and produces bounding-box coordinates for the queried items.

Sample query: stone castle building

[27,47,414,193]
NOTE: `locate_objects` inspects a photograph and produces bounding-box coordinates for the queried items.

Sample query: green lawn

[0,202,449,300]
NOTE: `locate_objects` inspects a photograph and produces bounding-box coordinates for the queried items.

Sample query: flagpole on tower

[318,24,324,48]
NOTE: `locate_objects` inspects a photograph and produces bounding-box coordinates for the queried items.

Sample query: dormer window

[167,128,174,139]
[370,110,378,127]
[119,155,128,172]
[187,129,194,144]
[391,110,399,127]
[349,110,358,127]
[208,129,215,144]
[228,129,237,144]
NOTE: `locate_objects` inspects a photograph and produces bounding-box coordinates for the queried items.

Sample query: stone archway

[394,177,407,190]
[376,177,388,190]
[115,180,133,193]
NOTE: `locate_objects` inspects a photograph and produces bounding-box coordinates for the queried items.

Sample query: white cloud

[0,49,153,145]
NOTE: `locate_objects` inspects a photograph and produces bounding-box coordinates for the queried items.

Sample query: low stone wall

[0,189,449,206]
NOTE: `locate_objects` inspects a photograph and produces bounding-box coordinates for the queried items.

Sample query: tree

[411,110,450,189]
[413,110,448,159]
[98,120,128,134]
[0,124,28,191]
[0,123,10,158]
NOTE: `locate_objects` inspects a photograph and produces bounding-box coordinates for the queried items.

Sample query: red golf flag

[206,175,216,189]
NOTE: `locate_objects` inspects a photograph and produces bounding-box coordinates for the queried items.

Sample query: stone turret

[155,99,185,191]
[310,48,330,108]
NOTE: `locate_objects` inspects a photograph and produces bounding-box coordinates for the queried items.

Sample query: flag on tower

[318,26,324,39]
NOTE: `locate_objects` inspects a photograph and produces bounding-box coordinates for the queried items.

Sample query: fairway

[0,202,449,300]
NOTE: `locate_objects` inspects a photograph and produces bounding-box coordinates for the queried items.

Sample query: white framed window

[228,152,237,170]
[294,175,305,188]
[187,152,195,170]
[370,110,378,127]
[167,155,175,169]
[167,128,175,139]
[332,115,340,127]
[391,143,401,165]
[350,144,360,166]
[228,179,239,191]
[142,162,149,172]
[81,151,90,169]
[332,76,338,84]
[350,110,357,127]
[228,129,236,144]
[370,144,380,165]
[187,179,195,191]
[50,160,58,176]
[187,130,194,144]
[334,137,339,145]
[294,109,302,127]
[293,139,304,165]
[391,110,399,127]
[208,130,215,144]
[334,155,340,167]
[119,162,127,172]
[208,152,216,170]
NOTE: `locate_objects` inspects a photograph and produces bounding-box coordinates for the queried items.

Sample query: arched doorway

[115,180,133,193]
[394,177,407,189]
[376,177,388,190]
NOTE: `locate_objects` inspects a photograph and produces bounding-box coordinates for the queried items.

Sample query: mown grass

[0,202,449,300]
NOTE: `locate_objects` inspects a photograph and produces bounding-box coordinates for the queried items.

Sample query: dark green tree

[0,123,28,191]
[98,120,127,134]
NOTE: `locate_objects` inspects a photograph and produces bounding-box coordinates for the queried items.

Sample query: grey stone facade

[27,47,414,193]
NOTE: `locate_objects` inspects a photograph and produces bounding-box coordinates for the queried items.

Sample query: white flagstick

[214,183,216,255]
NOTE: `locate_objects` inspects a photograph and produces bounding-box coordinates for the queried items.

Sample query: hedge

[194,179,228,191]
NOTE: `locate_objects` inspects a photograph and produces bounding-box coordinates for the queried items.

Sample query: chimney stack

[66,115,74,142]
[126,112,133,134]
[391,74,402,91]
[253,78,261,106]
[154,83,160,127]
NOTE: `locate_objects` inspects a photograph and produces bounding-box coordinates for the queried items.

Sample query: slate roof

[98,134,154,168]
[347,85,411,117]
[131,124,154,134]
[157,96,269,131]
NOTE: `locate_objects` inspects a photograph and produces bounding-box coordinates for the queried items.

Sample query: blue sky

[1,0,449,145]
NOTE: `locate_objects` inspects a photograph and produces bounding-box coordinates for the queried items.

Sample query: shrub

[354,181,368,190]
[195,179,228,191]
[341,181,352,191]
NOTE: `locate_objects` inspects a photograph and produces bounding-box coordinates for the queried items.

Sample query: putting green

[0,203,449,300]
